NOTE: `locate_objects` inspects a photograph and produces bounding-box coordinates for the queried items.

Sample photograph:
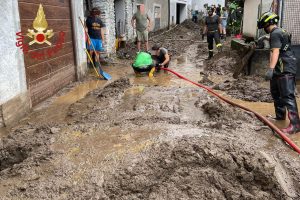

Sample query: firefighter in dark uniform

[258,12,300,134]
[203,9,223,60]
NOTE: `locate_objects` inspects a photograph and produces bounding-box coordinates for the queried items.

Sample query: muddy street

[1,21,300,200]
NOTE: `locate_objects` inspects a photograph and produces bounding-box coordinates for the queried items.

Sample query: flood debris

[103,135,300,200]
[1,20,300,200]
[212,77,273,102]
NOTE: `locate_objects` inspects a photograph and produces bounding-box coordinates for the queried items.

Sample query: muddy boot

[281,112,300,134]
[216,43,223,52]
[274,106,286,120]
[206,51,213,60]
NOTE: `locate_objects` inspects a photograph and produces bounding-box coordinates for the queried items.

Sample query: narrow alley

[1,0,300,199]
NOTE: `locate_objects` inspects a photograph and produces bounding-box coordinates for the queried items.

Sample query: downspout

[280,0,284,28]
[168,0,171,30]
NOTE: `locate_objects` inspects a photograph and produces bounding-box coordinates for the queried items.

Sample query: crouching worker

[151,44,170,71]
[132,52,154,76]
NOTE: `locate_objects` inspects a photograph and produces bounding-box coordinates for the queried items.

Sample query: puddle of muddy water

[230,98,300,147]
[0,127,9,138]
[53,80,103,105]
[53,126,160,181]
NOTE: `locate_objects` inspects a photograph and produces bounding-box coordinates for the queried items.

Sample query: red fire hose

[161,68,300,155]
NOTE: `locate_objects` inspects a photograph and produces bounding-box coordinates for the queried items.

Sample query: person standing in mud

[258,12,300,134]
[203,9,223,60]
[132,4,152,52]
[85,8,106,67]
[220,7,228,41]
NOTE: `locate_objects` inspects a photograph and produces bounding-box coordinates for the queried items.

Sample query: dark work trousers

[192,16,198,23]
[207,31,221,58]
[270,74,300,122]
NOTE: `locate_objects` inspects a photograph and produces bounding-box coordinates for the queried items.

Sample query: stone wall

[92,0,136,53]
[125,0,135,41]
[92,0,116,53]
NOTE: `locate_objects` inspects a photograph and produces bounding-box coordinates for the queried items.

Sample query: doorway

[154,5,161,31]
[176,3,187,24]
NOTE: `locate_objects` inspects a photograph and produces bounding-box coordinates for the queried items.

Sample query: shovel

[84,49,111,80]
[79,17,112,80]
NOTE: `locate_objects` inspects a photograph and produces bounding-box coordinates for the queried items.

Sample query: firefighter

[203,8,223,60]
[258,12,300,134]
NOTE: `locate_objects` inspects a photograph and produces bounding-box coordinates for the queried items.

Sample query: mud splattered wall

[18,0,76,106]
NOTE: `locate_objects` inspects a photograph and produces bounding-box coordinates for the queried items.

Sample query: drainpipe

[280,0,284,27]
[168,0,170,30]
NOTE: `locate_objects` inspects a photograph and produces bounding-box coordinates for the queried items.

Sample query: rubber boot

[216,43,223,52]
[281,112,300,134]
[274,106,286,120]
[206,51,213,60]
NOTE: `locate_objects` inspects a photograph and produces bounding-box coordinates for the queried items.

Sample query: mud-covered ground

[1,20,300,199]
[198,44,273,102]
[117,20,202,59]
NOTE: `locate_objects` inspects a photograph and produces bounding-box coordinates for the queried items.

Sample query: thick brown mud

[1,20,300,199]
[198,45,274,103]
[1,77,300,199]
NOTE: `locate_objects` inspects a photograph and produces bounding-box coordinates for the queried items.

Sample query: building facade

[87,0,136,53]
[170,0,188,25]
[0,0,86,127]
[136,0,169,31]
[0,0,174,128]
[242,0,273,38]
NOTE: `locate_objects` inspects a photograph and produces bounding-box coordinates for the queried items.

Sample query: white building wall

[243,0,273,38]
[170,0,188,25]
[0,0,27,105]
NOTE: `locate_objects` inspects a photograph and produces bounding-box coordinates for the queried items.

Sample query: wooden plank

[20,30,73,50]
[26,53,74,84]
[24,42,74,67]
[19,2,71,20]
[21,19,72,33]
[18,0,70,7]
[30,66,75,106]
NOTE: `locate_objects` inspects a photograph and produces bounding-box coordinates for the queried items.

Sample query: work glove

[265,68,274,81]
